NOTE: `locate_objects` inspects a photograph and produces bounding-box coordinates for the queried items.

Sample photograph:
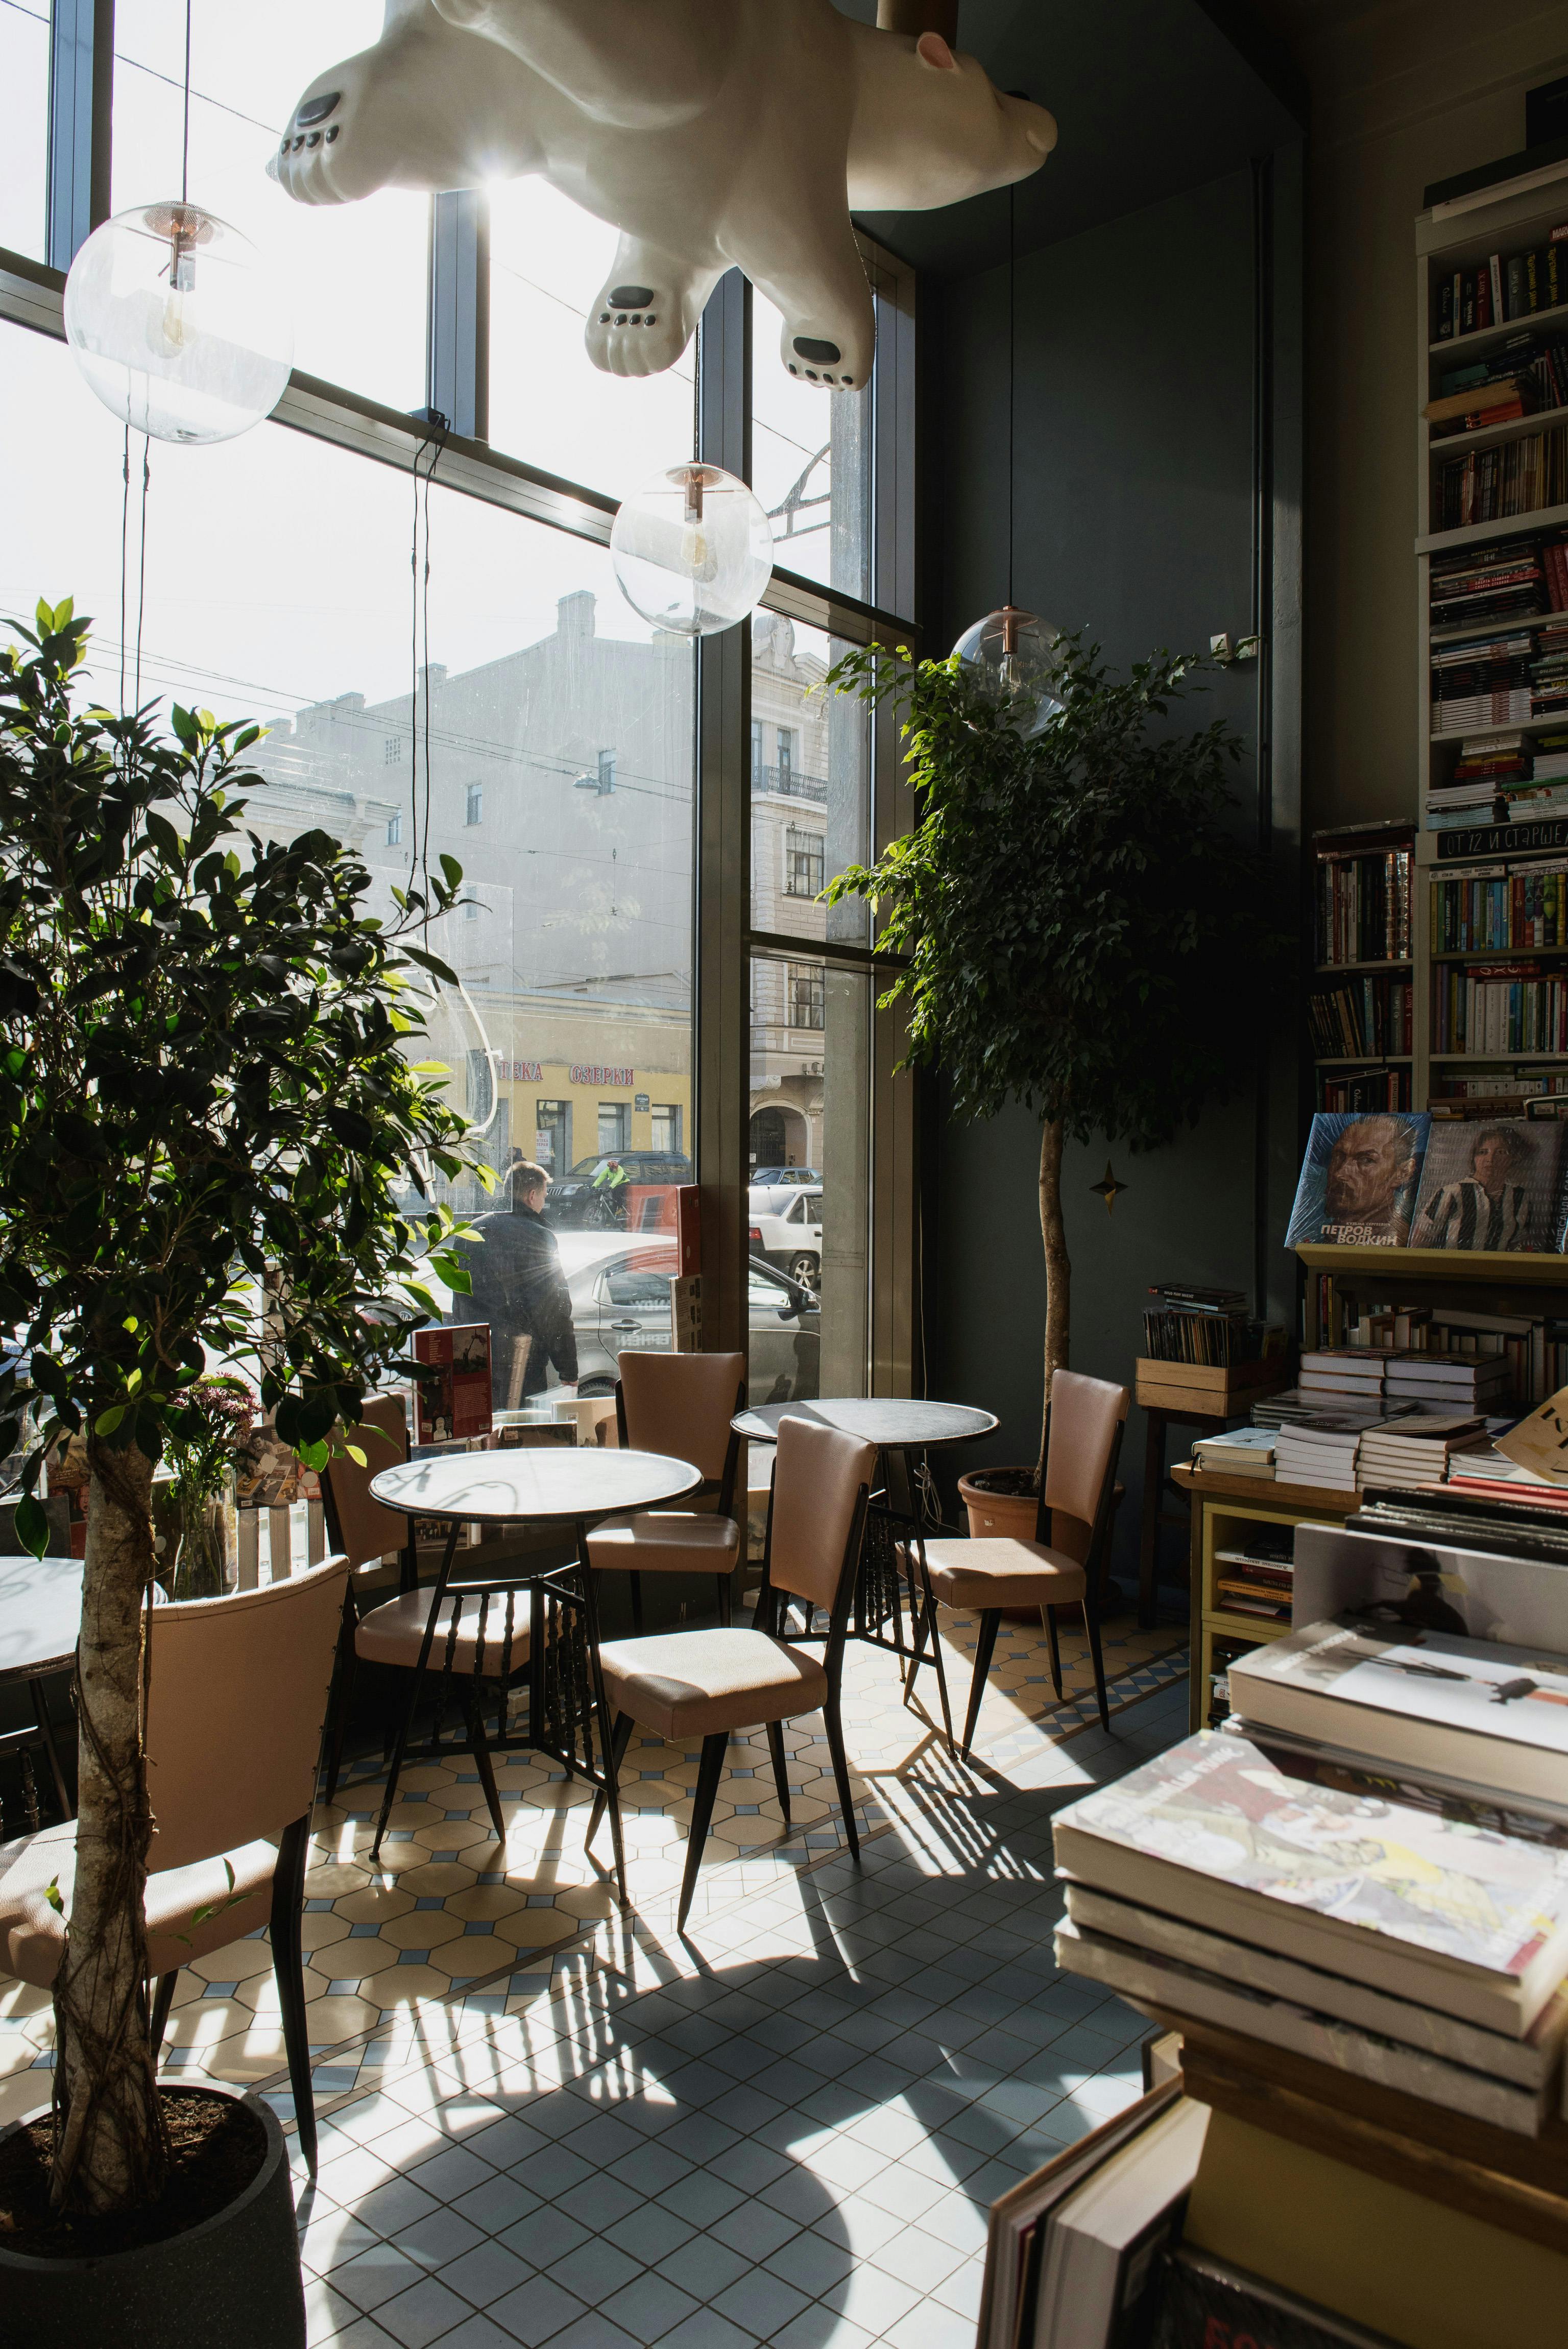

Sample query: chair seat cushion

[0,1820,277,1988]
[587,1512,742,1577]
[598,1627,827,1741]
[920,1537,1088,1613]
[356,1590,532,1677]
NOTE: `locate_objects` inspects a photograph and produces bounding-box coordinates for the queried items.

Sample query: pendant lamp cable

[1007,181,1016,612]
[180,0,192,205]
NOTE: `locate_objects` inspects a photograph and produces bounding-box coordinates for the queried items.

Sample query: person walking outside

[457,1156,579,1404]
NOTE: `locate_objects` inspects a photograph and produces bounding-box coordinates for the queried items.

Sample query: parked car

[553,1233,819,1401]
[749,1186,821,1289]
[747,1165,822,1216]
[543,1150,694,1230]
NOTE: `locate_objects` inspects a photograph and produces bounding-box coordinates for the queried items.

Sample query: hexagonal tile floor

[0,1608,1185,2121]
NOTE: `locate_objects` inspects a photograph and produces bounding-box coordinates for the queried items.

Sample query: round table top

[370,1446,702,1524]
[731,1397,999,1449]
[0,1554,83,1683]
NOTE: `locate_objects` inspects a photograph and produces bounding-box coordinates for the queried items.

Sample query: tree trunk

[1038,1117,1070,1484]
[51,1436,166,2214]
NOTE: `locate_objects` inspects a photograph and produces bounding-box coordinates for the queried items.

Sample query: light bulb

[611,463,773,637]
[65,202,294,446]
[952,605,1065,739]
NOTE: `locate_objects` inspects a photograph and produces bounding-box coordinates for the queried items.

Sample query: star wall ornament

[1091,1162,1127,1216]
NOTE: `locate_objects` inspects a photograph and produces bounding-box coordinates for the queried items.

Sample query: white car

[749,1187,821,1289]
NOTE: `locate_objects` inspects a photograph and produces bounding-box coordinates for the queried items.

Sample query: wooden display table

[1135,1358,1292,1630]
[1172,1460,1359,1733]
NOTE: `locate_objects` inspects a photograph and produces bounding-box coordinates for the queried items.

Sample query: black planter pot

[0,2090,305,2349]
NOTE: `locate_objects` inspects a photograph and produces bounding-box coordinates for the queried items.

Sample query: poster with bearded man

[1286,1112,1431,1247]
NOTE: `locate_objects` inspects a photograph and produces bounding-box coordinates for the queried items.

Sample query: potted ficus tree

[827,635,1280,1526]
[0,603,481,2325]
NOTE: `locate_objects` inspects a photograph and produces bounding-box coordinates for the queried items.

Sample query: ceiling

[839,0,1306,277]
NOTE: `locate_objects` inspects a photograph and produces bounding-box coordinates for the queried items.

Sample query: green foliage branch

[0,598,486,1548]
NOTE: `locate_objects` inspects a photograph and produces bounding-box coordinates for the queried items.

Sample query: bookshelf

[1414,163,1568,1110]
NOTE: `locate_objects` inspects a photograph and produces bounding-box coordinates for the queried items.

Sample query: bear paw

[780,319,871,390]
[585,287,692,379]
[272,54,388,206]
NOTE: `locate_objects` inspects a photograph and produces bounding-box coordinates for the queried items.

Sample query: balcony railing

[752,764,828,803]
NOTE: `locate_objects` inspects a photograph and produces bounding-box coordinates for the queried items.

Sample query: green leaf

[43,1876,64,1916]
[344,1443,367,1468]
[14,1494,48,1560]
[94,1405,126,1435]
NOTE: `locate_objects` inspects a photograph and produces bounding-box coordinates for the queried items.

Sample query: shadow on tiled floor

[286,1675,1190,2348]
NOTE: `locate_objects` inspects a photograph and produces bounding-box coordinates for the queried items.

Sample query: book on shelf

[1430,539,1553,631]
[1191,1426,1276,1477]
[1050,1730,1568,2034]
[1228,1616,1568,1809]
[1433,233,1568,340]
[1306,973,1411,1060]
[1435,424,1568,531]
[1204,1635,1256,1728]
[1063,1879,1568,2093]
[1293,1517,1568,1656]
[1348,1481,1568,1564]
[1150,2246,1408,2349]
[1054,1914,1550,2133]
[1429,856,1568,951]
[1318,1067,1411,1113]
[1313,834,1411,966]
[1285,1112,1431,1249]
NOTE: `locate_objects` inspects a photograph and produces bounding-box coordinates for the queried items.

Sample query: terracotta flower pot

[957,1470,1039,1543]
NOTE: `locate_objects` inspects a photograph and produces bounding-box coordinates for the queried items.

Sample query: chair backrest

[617,1350,745,1485]
[1040,1371,1129,1541]
[320,1393,409,1570]
[768,1417,877,1616]
[144,1550,350,1872]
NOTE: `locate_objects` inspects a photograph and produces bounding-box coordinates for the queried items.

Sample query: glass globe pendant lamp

[952,604,1065,738]
[64,202,294,445]
[611,462,773,637]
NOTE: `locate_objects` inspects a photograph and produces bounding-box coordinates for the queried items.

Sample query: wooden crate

[1135,1354,1289,1416]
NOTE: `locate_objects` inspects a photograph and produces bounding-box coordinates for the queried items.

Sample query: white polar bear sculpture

[274,0,1055,389]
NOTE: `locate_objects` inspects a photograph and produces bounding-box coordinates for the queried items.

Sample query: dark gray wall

[921,158,1304,1598]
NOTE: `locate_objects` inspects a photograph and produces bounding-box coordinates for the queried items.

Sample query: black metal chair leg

[149,1968,177,2063]
[586,1712,635,1849]
[579,1537,628,1904]
[465,1697,508,1846]
[678,1732,729,1932]
[29,1677,72,1820]
[823,1694,860,1862]
[370,1525,460,1862]
[716,1571,732,1628]
[1042,1603,1064,1701]
[901,1549,955,1753]
[1082,1597,1111,1731]
[321,1594,358,1807]
[962,1610,1002,1758]
[271,1813,317,2176]
[764,1719,791,1825]
[629,1571,644,1634]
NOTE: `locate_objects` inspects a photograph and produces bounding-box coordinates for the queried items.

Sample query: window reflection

[751,286,870,600]
[0,0,47,261]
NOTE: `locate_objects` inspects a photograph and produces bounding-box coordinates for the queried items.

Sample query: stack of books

[1533,619,1568,717]
[1273,1410,1388,1491]
[1142,1284,1254,1369]
[1297,1348,1391,1410]
[1355,1410,1487,1489]
[1430,631,1534,732]
[1052,1710,1568,2141]
[1190,1427,1276,1480]
[1211,1526,1293,1618]
[1429,540,1548,632]
[1250,1389,1325,1430]
[1385,1351,1513,1412]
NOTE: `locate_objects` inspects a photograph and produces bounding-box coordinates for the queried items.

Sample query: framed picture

[1285,1111,1431,1248]
[1408,1116,1567,1252]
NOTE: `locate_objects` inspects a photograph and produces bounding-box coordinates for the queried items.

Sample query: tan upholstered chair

[586,1416,875,1930]
[919,1371,1128,1756]
[319,1394,529,1846]
[0,1552,349,2174]
[586,1352,746,1631]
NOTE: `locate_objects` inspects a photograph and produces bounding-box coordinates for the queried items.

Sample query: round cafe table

[0,1553,84,1820]
[366,1447,702,1895]
[732,1399,999,1752]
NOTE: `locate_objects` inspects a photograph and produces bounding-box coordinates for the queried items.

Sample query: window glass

[488,179,695,498]
[0,322,694,1400]
[0,0,49,260]
[750,614,869,947]
[749,955,867,1400]
[111,0,428,411]
[751,287,870,598]
[604,1267,674,1309]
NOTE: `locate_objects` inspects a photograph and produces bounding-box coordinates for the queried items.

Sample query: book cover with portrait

[1408,1116,1567,1253]
[1285,1111,1431,1248]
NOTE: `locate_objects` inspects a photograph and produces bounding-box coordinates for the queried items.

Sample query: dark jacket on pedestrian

[459,1197,578,1399]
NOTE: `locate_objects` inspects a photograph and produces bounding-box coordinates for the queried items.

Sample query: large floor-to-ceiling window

[0,0,918,1399]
